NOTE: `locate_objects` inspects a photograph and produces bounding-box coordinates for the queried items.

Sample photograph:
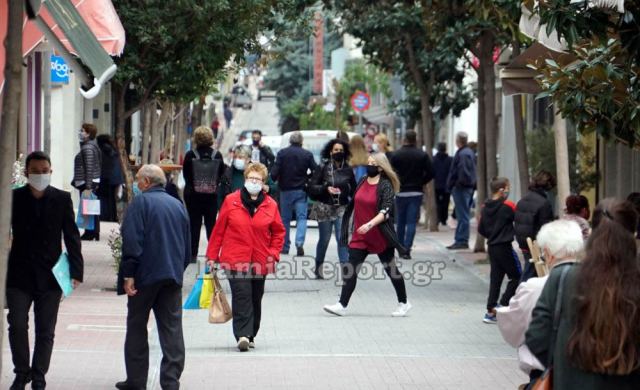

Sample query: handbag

[199,272,214,309]
[82,197,101,215]
[183,276,204,310]
[530,265,571,390]
[208,272,232,323]
[76,201,95,230]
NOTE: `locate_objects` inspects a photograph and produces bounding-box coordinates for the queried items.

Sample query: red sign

[350,91,371,112]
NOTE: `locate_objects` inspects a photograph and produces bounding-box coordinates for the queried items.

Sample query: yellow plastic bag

[199,273,214,309]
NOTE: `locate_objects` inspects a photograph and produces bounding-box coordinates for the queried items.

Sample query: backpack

[192,149,221,194]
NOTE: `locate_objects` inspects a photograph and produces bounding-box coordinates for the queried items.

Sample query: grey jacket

[73,140,102,190]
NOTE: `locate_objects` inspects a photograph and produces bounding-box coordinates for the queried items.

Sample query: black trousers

[435,189,451,225]
[184,193,218,258]
[487,243,522,311]
[6,287,63,384]
[124,281,185,390]
[227,271,266,342]
[339,247,407,307]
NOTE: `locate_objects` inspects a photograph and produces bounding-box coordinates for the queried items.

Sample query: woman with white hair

[496,219,584,388]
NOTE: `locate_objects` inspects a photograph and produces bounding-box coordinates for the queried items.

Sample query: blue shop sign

[51,55,69,84]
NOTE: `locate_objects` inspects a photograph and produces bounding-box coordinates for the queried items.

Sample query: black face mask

[252,140,260,146]
[332,152,345,162]
[366,165,380,178]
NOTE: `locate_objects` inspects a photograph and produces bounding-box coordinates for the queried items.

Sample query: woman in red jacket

[206,162,285,352]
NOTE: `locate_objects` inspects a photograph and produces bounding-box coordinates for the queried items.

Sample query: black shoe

[296,246,304,257]
[9,375,31,390]
[401,252,412,260]
[80,232,99,241]
[314,267,324,280]
[31,382,45,390]
[446,243,469,250]
[115,381,144,390]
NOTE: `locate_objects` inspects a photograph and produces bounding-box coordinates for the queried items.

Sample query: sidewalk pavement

[2,220,528,389]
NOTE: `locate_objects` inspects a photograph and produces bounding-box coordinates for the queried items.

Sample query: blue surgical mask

[233,159,246,171]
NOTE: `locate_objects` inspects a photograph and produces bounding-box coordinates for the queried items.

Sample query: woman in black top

[182,126,224,262]
[308,139,356,279]
[96,135,123,222]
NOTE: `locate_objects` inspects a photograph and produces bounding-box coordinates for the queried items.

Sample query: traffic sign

[350,91,371,112]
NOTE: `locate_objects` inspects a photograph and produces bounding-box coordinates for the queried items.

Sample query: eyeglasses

[246,177,263,183]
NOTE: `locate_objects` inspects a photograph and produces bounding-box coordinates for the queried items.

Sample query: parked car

[257,74,277,100]
[230,85,253,109]
[280,130,358,163]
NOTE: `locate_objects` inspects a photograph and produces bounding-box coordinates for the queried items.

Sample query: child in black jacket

[478,177,521,324]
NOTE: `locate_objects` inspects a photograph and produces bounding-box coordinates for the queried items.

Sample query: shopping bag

[52,252,73,297]
[199,273,214,309]
[183,276,204,310]
[75,202,94,230]
[82,197,101,215]
[208,273,232,323]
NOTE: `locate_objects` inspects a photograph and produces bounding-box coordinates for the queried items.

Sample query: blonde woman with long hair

[373,133,393,157]
[323,153,411,317]
[349,134,370,182]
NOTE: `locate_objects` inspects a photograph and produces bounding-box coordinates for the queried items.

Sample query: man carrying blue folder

[6,151,84,390]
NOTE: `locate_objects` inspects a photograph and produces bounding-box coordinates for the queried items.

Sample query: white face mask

[372,143,380,152]
[233,159,246,171]
[28,173,51,192]
[244,181,262,195]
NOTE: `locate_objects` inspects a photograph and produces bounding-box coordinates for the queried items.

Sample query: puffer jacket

[73,139,102,190]
[514,188,554,249]
[340,176,408,256]
[307,160,356,206]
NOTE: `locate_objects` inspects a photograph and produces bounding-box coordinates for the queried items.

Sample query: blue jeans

[316,217,349,266]
[279,189,308,252]
[452,187,474,245]
[396,194,423,251]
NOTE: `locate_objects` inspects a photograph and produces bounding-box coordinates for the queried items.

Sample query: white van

[280,130,358,163]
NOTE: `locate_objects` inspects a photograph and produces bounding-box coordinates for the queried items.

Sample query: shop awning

[363,105,394,125]
[0,0,125,98]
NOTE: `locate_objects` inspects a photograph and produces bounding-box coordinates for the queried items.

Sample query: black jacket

[432,152,453,192]
[447,146,476,191]
[390,145,434,193]
[307,160,356,206]
[8,186,84,292]
[270,144,317,191]
[514,188,554,250]
[478,198,515,246]
[251,144,275,169]
[182,146,224,197]
[340,176,408,256]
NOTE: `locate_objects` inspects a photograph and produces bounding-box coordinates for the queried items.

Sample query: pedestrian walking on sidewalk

[207,163,285,352]
[72,123,102,241]
[390,130,434,259]
[446,131,476,250]
[116,165,191,390]
[270,131,317,256]
[182,126,225,262]
[250,130,275,170]
[96,134,124,222]
[432,142,453,226]
[514,170,556,282]
[477,177,521,324]
[7,151,84,390]
[307,139,356,278]
[223,103,233,129]
[349,134,369,182]
[496,220,583,387]
[372,133,393,159]
[323,153,412,317]
[526,198,640,389]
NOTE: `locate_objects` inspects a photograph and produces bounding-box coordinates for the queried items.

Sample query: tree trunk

[113,83,135,204]
[191,95,206,127]
[150,101,160,163]
[141,102,152,164]
[473,46,487,253]
[511,42,530,196]
[0,0,24,373]
[553,111,570,218]
[481,31,498,182]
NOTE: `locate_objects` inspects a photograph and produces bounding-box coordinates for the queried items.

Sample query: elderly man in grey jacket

[116,164,191,390]
[496,220,583,387]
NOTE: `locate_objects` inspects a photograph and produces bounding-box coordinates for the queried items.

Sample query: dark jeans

[339,247,407,307]
[124,281,185,390]
[395,194,423,251]
[520,251,538,282]
[6,287,63,385]
[487,243,522,311]
[451,186,474,245]
[435,189,451,225]
[227,271,266,341]
[184,192,218,258]
[316,217,349,266]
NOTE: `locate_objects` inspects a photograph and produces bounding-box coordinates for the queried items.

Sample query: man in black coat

[390,130,434,259]
[250,130,275,170]
[432,142,453,226]
[7,151,83,390]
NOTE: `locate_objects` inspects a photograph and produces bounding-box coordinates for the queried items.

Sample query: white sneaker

[391,302,412,317]
[323,302,347,316]
[237,337,250,352]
